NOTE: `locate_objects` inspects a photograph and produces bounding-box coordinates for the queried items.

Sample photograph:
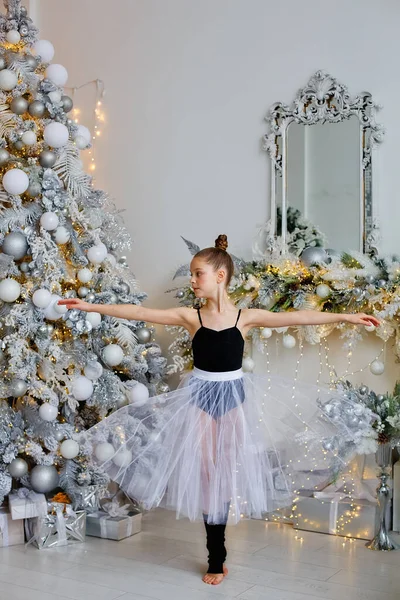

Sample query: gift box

[86,509,142,541]
[25,503,86,549]
[293,494,379,539]
[8,489,47,520]
[0,508,24,547]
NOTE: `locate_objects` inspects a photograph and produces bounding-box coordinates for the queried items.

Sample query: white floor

[0,508,399,600]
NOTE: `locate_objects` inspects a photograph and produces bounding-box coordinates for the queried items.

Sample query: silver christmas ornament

[118,256,127,265]
[10,378,28,397]
[54,430,65,442]
[0,57,6,70]
[86,293,96,302]
[378,280,387,288]
[176,290,185,299]
[136,326,151,344]
[0,148,10,166]
[39,150,57,168]
[301,247,328,267]
[2,232,28,260]
[28,100,45,118]
[10,96,28,115]
[365,274,375,284]
[27,181,41,197]
[120,282,130,294]
[20,262,29,273]
[78,286,89,298]
[14,140,24,151]
[8,457,28,478]
[109,294,118,303]
[61,95,73,112]
[46,324,54,334]
[20,25,29,37]
[20,7,28,16]
[25,55,38,70]
[30,465,59,493]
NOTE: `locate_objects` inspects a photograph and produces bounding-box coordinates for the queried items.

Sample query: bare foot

[202,566,228,585]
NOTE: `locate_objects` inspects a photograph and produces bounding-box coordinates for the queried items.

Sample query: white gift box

[86,509,142,541]
[0,508,24,547]
[8,491,47,520]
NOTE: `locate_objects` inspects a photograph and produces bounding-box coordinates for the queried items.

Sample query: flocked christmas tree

[0,0,170,508]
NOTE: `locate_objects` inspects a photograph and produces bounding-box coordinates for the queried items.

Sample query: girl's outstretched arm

[57,298,191,327]
[244,308,380,329]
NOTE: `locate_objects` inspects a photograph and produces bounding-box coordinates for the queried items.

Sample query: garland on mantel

[165,220,400,374]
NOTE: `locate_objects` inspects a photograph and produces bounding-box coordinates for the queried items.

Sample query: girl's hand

[345,313,380,327]
[57,298,93,312]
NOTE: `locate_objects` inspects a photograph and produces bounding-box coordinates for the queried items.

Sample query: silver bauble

[377,394,385,401]
[25,55,38,70]
[14,140,24,151]
[157,382,170,394]
[38,324,49,336]
[0,57,6,70]
[136,326,151,344]
[301,247,328,267]
[118,256,127,265]
[359,385,368,395]
[10,96,28,115]
[27,181,41,197]
[61,95,73,112]
[46,324,54,334]
[176,290,185,299]
[2,232,28,260]
[20,25,29,37]
[365,274,375,284]
[109,293,118,303]
[0,148,10,166]
[10,378,28,397]
[20,262,29,273]
[28,100,45,118]
[8,457,28,478]
[39,150,57,168]
[120,282,130,294]
[20,7,28,16]
[78,286,89,298]
[86,293,96,302]
[30,465,59,493]
[378,279,387,288]
[61,208,69,216]
[322,439,335,452]
[54,430,65,442]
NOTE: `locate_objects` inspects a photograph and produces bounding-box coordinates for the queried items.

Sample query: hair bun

[215,234,228,251]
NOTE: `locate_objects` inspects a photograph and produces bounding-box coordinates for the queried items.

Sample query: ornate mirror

[263,71,384,254]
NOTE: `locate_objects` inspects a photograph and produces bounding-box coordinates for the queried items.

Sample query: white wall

[28,0,400,388]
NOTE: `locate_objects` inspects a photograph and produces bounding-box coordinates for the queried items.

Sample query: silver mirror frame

[262,70,384,254]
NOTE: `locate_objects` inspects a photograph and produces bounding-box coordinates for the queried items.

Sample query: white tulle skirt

[85,367,347,525]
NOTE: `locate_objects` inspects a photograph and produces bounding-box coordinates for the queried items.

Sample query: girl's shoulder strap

[235,309,242,326]
[197,307,203,326]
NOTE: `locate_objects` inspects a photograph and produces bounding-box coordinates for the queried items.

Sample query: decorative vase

[366,442,399,551]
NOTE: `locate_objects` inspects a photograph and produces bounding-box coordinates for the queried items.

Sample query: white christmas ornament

[43,294,63,320]
[46,63,68,87]
[106,254,117,267]
[54,226,70,244]
[95,442,115,463]
[84,360,103,380]
[71,376,93,401]
[40,211,59,231]
[77,268,92,283]
[370,360,385,376]
[242,356,255,372]
[74,125,91,146]
[43,122,69,148]
[53,300,68,315]
[32,39,55,63]
[48,90,62,104]
[103,344,124,366]
[6,30,21,44]
[283,334,296,349]
[316,284,331,299]
[39,403,58,422]
[21,131,37,146]
[2,168,29,195]
[0,278,21,302]
[0,69,18,91]
[86,312,101,328]
[87,244,107,264]
[275,327,288,333]
[32,288,52,309]
[113,449,133,467]
[365,323,376,332]
[127,382,149,407]
[60,439,79,459]
[260,327,272,339]
[75,135,88,150]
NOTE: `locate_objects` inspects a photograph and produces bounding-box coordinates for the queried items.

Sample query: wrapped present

[25,503,86,549]
[70,484,108,511]
[87,493,141,541]
[0,508,24,547]
[8,488,47,520]
[293,492,379,539]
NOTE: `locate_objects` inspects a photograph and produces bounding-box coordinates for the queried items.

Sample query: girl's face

[190,257,226,298]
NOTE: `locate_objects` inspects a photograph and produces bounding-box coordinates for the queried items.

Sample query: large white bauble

[40,211,59,231]
[75,135,88,150]
[283,334,296,349]
[260,327,272,339]
[365,323,376,332]
[74,124,91,146]
[21,131,37,146]
[242,356,255,372]
[95,442,115,463]
[0,278,21,302]
[60,439,80,459]
[46,63,68,86]
[43,294,63,320]
[370,360,385,376]
[39,403,58,421]
[86,311,101,328]
[0,69,18,91]
[103,344,124,366]
[32,39,55,63]
[54,226,70,244]
[113,449,132,467]
[127,382,149,407]
[6,30,21,44]
[87,245,107,264]
[72,376,93,401]
[53,300,68,315]
[84,360,103,380]
[32,288,52,309]
[2,168,29,195]
[316,284,331,299]
[43,122,69,148]
[77,268,92,283]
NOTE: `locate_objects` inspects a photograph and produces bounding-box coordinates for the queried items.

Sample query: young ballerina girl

[58,235,379,586]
